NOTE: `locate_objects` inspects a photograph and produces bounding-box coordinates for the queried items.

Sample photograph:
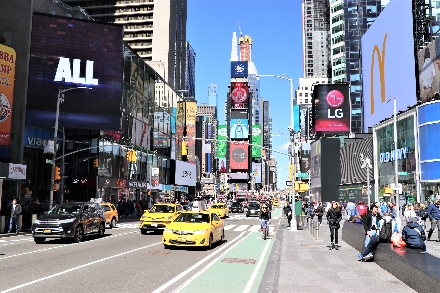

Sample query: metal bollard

[0,216,5,233]
[315,222,320,240]
[18,215,22,231]
[312,221,316,238]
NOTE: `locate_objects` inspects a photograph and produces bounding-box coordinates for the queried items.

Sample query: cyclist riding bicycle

[260,204,271,233]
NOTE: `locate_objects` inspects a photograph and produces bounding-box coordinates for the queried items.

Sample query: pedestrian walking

[426,200,440,241]
[402,217,428,253]
[327,202,342,250]
[285,204,292,228]
[316,204,324,224]
[8,199,22,233]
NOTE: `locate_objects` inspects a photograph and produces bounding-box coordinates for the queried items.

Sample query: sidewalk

[273,218,415,293]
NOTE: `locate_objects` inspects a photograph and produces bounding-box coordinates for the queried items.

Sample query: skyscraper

[263,100,272,159]
[61,0,187,90]
[208,83,218,107]
[186,41,196,98]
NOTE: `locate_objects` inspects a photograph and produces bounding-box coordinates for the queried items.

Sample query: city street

[0,209,283,293]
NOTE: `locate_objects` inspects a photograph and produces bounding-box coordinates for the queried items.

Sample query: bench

[342,221,440,292]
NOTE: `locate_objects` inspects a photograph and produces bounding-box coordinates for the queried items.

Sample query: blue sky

[187,0,304,189]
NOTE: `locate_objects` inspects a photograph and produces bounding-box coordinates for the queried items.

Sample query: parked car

[32,202,106,244]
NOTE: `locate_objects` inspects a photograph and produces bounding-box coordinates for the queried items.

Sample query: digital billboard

[230,119,249,139]
[300,142,311,174]
[312,84,351,135]
[26,13,124,131]
[230,82,249,109]
[131,113,150,150]
[252,124,262,158]
[153,111,170,148]
[175,160,196,186]
[231,61,248,78]
[361,0,417,132]
[0,44,16,145]
[218,158,227,173]
[217,125,227,158]
[230,141,248,170]
[252,162,262,184]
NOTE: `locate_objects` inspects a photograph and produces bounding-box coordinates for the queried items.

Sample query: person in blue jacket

[402,217,428,253]
[426,200,440,241]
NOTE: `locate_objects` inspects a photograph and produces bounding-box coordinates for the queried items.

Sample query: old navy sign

[380,147,408,163]
[54,57,98,85]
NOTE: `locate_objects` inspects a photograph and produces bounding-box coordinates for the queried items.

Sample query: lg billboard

[26,13,124,131]
[361,0,417,132]
[312,84,351,135]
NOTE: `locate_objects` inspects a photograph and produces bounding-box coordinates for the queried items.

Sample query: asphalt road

[0,208,283,293]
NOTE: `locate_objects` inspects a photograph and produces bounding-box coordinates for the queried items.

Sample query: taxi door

[211,213,221,242]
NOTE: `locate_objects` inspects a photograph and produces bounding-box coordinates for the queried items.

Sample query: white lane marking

[152,231,248,293]
[278,218,281,225]
[248,225,261,232]
[175,232,251,293]
[243,237,272,293]
[223,224,235,231]
[1,242,161,293]
[233,225,249,232]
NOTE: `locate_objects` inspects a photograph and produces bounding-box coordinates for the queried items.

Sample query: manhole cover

[149,251,170,255]
[222,258,256,264]
[301,243,319,247]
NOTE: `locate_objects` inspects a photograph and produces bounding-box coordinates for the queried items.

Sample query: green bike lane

[176,208,283,293]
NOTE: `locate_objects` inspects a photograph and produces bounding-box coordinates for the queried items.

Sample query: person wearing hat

[402,217,428,253]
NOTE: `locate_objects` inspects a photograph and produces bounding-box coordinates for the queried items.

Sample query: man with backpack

[402,217,428,253]
[378,212,399,242]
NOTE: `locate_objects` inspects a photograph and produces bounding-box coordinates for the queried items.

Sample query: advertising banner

[0,44,16,145]
[229,172,247,180]
[218,158,227,173]
[185,101,196,161]
[26,14,123,131]
[230,119,249,139]
[8,164,26,180]
[252,162,262,184]
[252,124,262,158]
[175,160,196,186]
[132,113,150,150]
[312,84,351,135]
[153,111,170,148]
[217,125,227,158]
[300,143,311,173]
[230,82,249,109]
[294,105,300,132]
[230,141,249,170]
[361,0,416,132]
[300,105,312,139]
[231,61,248,78]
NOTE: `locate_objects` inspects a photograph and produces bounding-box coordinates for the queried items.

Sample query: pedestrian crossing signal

[94,158,99,168]
[54,166,61,181]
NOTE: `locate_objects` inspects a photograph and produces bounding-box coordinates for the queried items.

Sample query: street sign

[286,181,293,186]
[296,172,308,178]
[46,159,53,164]
[398,172,408,176]
[63,176,68,179]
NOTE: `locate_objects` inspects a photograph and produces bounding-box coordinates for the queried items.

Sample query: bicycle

[262,219,269,240]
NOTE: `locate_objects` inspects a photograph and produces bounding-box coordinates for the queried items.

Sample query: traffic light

[181,140,188,156]
[54,166,61,181]
[94,158,99,168]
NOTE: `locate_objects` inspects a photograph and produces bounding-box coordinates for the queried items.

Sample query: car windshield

[249,204,259,209]
[211,204,224,209]
[150,205,175,213]
[48,204,82,215]
[231,203,241,207]
[174,213,210,223]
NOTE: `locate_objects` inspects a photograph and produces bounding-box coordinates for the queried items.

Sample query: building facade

[185,41,196,98]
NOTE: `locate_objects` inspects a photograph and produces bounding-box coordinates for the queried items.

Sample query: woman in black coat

[327,202,342,250]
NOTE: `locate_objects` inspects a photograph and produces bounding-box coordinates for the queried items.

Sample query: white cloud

[279,142,290,151]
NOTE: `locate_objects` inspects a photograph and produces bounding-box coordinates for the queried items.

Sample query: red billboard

[230,82,248,109]
[230,141,249,170]
[312,84,351,135]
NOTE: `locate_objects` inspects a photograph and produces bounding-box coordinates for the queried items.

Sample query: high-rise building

[330,0,386,133]
[302,0,331,78]
[208,83,218,107]
[61,0,187,90]
[263,100,272,159]
[296,77,331,105]
[186,41,196,98]
[196,104,218,175]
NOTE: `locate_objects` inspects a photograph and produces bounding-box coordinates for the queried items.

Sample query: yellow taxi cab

[162,211,224,249]
[139,203,183,234]
[99,202,119,228]
[272,198,280,207]
[209,203,229,218]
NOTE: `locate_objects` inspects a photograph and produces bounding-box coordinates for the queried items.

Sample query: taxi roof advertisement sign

[0,44,16,146]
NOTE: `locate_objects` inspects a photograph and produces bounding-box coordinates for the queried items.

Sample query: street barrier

[315,222,320,240]
[31,214,38,225]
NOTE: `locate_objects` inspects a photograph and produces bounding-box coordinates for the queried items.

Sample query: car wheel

[141,229,147,235]
[98,223,105,237]
[34,238,45,244]
[73,226,84,243]
[110,217,117,229]
[207,234,213,250]
[164,244,170,249]
[220,230,224,243]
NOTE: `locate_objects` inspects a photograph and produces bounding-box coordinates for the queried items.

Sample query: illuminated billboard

[312,84,351,135]
[217,125,227,158]
[230,82,248,109]
[0,44,16,145]
[230,141,248,170]
[153,111,170,148]
[230,119,249,139]
[251,124,262,158]
[218,158,227,173]
[26,13,123,131]
[231,61,248,78]
[252,162,261,184]
[361,0,417,132]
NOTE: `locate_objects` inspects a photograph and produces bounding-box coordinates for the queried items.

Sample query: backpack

[379,220,393,242]
[309,207,315,218]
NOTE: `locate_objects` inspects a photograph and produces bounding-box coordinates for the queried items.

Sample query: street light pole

[387,97,401,222]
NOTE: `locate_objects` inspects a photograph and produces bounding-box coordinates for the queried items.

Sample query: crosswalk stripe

[234,225,249,231]
[224,224,236,230]
[249,225,261,232]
